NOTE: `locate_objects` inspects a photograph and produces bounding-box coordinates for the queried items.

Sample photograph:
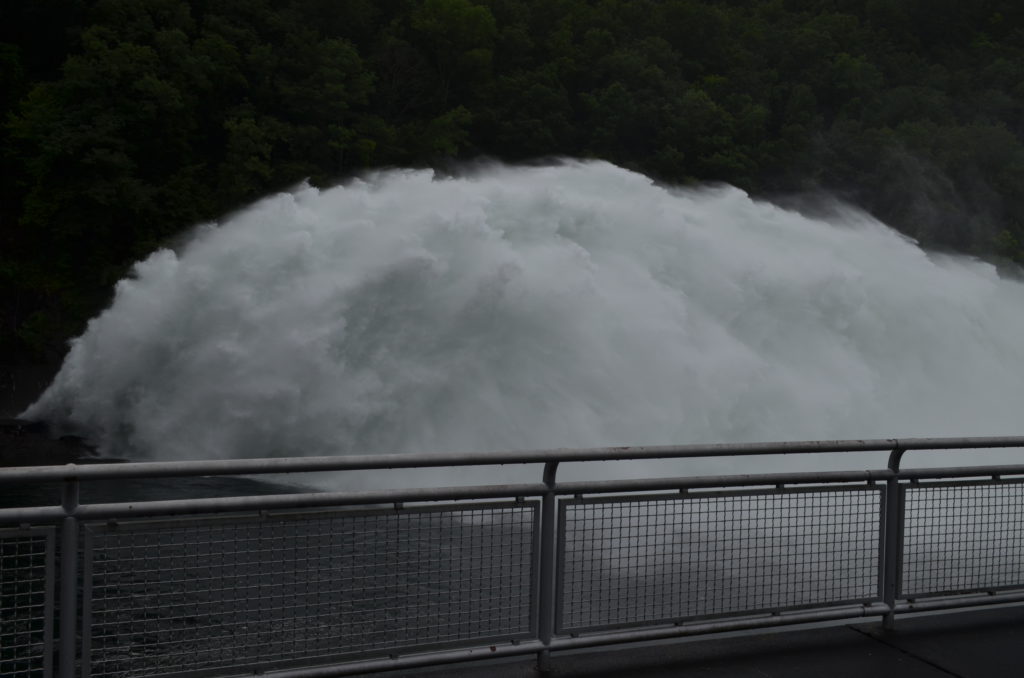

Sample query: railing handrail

[3,435,1024,484]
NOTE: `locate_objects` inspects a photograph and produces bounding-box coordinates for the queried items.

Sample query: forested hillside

[4,0,1024,361]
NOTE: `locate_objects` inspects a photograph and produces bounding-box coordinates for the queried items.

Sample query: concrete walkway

[382,605,1024,677]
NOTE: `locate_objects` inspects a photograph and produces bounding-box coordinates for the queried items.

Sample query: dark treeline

[4,0,1024,362]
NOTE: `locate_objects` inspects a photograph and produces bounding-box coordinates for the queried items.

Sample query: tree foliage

[5,0,1024,359]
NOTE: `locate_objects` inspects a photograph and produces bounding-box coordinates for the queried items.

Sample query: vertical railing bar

[44,527,56,678]
[59,478,79,678]
[553,500,568,635]
[882,491,899,628]
[536,461,559,674]
[528,499,542,637]
[80,529,93,678]
[896,485,906,601]
[882,447,904,629]
[876,484,887,604]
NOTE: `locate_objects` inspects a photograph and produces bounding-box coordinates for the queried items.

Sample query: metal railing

[2,436,1024,677]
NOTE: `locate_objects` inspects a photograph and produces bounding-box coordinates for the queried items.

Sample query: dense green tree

[6,0,1024,361]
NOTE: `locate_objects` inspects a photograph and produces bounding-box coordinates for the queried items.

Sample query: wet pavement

[387,605,1024,677]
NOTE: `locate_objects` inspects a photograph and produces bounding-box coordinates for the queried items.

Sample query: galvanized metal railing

[3,436,1024,678]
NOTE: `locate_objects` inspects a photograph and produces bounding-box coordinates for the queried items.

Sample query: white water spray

[24,161,1024,465]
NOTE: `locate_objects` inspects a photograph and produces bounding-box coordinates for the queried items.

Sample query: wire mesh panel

[901,479,1024,598]
[0,526,55,678]
[557,487,881,633]
[82,501,537,678]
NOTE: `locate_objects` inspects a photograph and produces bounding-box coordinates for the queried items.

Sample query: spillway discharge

[25,161,1024,464]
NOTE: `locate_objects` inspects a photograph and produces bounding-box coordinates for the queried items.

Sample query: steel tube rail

[256,604,892,678]
[3,435,1024,484]
[895,591,1024,613]
[0,505,65,524]
[261,641,547,678]
[7,464,1024,526]
[897,463,1024,479]
[554,469,893,495]
[0,470,895,527]
[547,603,892,652]
[0,483,547,524]
[8,463,1022,526]
[70,483,546,520]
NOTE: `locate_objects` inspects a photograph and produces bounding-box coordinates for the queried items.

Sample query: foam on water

[24,161,1024,469]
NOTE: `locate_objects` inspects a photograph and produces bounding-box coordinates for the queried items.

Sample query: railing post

[536,461,559,675]
[882,447,905,630]
[60,475,79,678]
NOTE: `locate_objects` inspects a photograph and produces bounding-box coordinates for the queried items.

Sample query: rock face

[0,418,98,467]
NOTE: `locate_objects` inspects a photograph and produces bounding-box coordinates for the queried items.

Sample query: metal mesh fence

[901,480,1024,598]
[83,501,537,678]
[557,487,881,632]
[0,527,54,678]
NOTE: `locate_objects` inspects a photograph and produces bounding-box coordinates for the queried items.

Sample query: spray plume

[24,161,1024,466]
